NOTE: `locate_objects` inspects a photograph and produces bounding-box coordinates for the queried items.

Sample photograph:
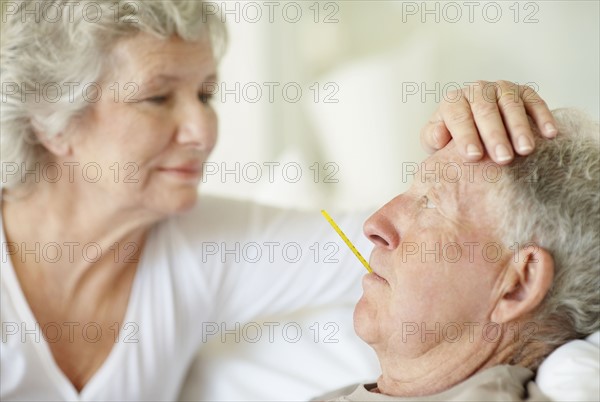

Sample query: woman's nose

[175,100,217,151]
[363,198,401,250]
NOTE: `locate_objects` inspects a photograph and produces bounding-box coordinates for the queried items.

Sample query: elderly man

[317,108,599,401]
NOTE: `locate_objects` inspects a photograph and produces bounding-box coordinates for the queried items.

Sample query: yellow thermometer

[321,210,373,273]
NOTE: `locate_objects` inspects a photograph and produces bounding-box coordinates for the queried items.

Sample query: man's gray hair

[1,0,226,193]
[497,108,599,365]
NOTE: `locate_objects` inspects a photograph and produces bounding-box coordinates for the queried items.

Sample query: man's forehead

[418,143,462,185]
[426,141,461,165]
[422,143,494,178]
[411,143,501,230]
[417,144,497,203]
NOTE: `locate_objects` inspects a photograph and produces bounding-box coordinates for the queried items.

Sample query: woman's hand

[420,80,557,164]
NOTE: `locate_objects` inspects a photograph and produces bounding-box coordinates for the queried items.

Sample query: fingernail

[544,123,558,138]
[466,144,483,158]
[517,135,533,153]
[495,144,512,162]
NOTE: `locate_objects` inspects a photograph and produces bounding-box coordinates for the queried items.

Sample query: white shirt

[1,195,374,401]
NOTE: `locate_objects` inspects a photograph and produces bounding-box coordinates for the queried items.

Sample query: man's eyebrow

[421,169,446,197]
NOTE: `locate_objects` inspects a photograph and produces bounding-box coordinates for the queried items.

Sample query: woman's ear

[491,245,554,324]
[33,124,72,157]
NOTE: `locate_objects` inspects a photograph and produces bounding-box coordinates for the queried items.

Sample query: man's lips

[363,270,388,287]
[371,271,387,282]
[368,265,388,283]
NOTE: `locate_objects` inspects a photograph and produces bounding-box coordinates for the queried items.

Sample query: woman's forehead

[110,33,216,79]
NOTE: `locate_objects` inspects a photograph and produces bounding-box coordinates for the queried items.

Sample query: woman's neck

[2,182,160,301]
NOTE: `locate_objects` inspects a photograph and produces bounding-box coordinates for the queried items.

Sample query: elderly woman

[317,109,600,401]
[0,1,558,400]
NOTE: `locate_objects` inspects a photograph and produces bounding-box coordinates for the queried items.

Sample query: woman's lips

[160,167,201,173]
[158,165,202,180]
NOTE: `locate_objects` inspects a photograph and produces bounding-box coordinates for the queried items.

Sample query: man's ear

[491,245,554,323]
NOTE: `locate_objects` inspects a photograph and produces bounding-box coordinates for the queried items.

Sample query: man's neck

[374,335,519,397]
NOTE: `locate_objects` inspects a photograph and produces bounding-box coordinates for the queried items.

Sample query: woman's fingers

[493,80,534,157]
[429,89,485,160]
[467,81,514,164]
[420,80,556,163]
[419,118,452,154]
[520,84,558,138]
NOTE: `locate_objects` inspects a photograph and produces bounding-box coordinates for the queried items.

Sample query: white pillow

[536,331,600,401]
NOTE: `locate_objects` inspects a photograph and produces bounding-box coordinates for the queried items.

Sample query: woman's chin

[154,187,200,215]
[173,191,200,213]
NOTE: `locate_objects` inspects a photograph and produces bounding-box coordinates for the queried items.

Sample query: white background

[203,0,600,211]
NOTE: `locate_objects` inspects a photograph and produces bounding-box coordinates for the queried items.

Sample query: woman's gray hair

[1,0,226,193]
[496,108,600,366]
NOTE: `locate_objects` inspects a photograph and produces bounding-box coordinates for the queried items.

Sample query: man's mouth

[371,271,387,283]
[366,265,388,284]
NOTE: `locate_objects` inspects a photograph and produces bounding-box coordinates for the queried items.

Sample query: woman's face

[64,32,218,216]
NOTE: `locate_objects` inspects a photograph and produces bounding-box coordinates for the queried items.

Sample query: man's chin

[353,296,379,345]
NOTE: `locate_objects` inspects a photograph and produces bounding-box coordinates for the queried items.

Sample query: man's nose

[363,197,401,250]
[175,99,217,151]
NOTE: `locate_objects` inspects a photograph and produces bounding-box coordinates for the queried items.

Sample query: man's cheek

[388,296,418,328]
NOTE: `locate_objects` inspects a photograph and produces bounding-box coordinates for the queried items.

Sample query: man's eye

[422,195,437,209]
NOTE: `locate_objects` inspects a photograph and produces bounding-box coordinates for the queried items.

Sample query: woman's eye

[146,95,168,104]
[422,195,437,209]
[199,93,214,104]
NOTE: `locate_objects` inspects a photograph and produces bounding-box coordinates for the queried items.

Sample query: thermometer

[320,210,373,273]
